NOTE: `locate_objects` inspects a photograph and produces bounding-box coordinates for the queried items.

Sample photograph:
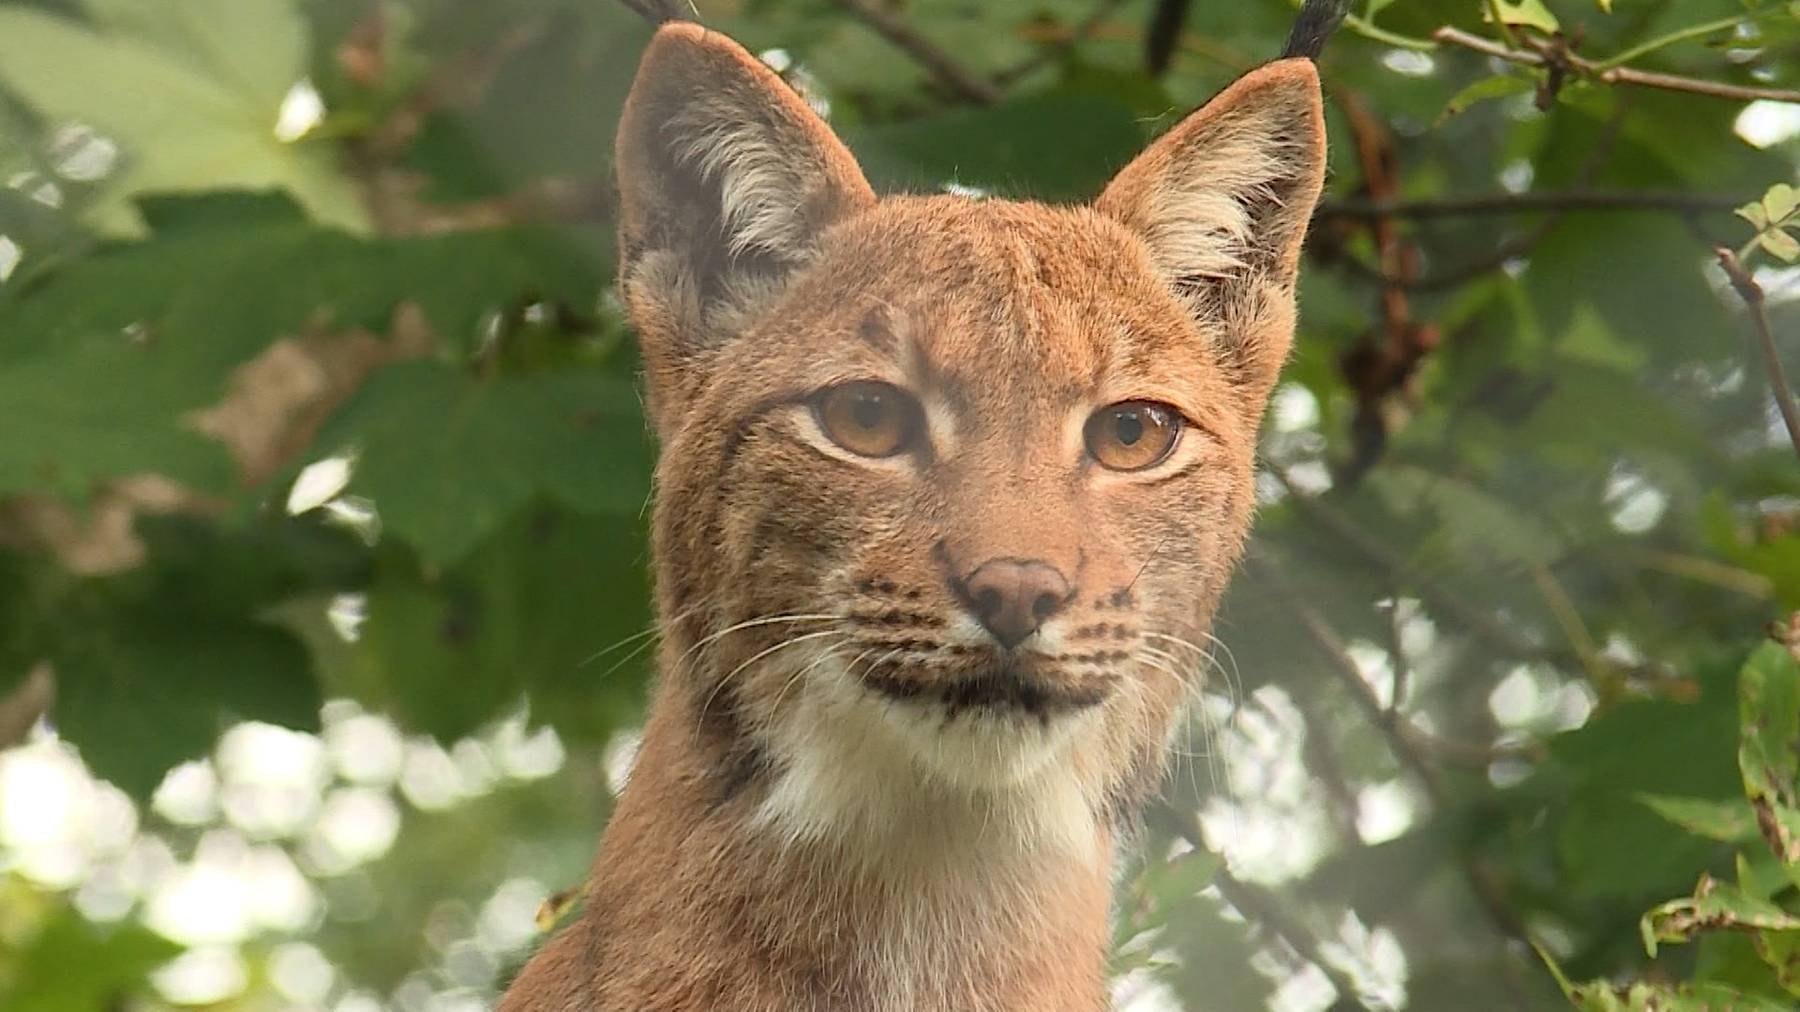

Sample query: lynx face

[617,25,1325,848]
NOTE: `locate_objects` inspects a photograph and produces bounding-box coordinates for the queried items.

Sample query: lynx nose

[961,558,1072,649]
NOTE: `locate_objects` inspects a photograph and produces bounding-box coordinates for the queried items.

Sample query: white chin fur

[750,653,1106,868]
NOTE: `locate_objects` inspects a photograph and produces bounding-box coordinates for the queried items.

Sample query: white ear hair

[614,24,876,426]
[1130,116,1315,284]
[1096,60,1327,398]
[615,24,874,320]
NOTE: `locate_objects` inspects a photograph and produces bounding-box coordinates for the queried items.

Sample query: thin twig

[993,0,1130,87]
[1287,690,1366,841]
[0,664,53,749]
[1434,26,1800,105]
[1150,806,1374,1011]
[1248,550,1444,802]
[1382,597,1410,716]
[1244,551,1543,1000]
[1597,65,1800,105]
[1216,871,1371,1010]
[829,0,1002,104]
[1265,467,1568,666]
[1317,190,1746,221]
[1326,107,1627,294]
[1716,246,1800,463]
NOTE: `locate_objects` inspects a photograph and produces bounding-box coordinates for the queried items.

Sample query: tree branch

[1247,550,1445,802]
[1323,108,1628,296]
[1243,552,1542,994]
[0,664,53,749]
[1150,805,1374,1011]
[993,0,1130,87]
[829,0,1002,104]
[1716,247,1800,464]
[1433,26,1800,105]
[1317,190,1746,221]
[615,0,693,25]
[1265,468,1570,668]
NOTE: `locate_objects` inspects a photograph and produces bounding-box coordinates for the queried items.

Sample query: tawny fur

[502,22,1326,1012]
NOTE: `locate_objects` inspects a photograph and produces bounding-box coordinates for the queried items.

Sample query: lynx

[501,20,1326,1011]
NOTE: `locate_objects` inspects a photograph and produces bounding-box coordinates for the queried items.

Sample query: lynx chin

[501,20,1327,1012]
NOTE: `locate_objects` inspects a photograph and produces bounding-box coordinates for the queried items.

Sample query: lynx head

[616,24,1325,854]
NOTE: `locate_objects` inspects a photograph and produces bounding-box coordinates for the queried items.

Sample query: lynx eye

[814,381,919,458]
[1084,401,1182,471]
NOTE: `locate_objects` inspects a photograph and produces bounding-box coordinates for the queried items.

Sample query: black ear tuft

[616,0,691,27]
[1282,0,1351,61]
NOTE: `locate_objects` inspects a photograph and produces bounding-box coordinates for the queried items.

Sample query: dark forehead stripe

[855,303,897,354]
[800,196,1213,421]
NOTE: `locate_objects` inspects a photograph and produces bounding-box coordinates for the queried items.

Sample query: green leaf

[79,0,307,110]
[52,609,321,800]
[310,506,652,744]
[1639,793,1760,842]
[1752,928,1800,998]
[321,361,651,567]
[1372,465,1563,569]
[1569,981,1796,1011]
[0,907,179,1010]
[1437,74,1535,127]
[1487,0,1560,32]
[1113,846,1223,963]
[1757,228,1800,263]
[1739,642,1800,863]
[10,514,364,800]
[1763,184,1800,225]
[0,3,365,233]
[848,92,1145,202]
[0,336,235,500]
[1641,873,1800,958]
[0,206,606,500]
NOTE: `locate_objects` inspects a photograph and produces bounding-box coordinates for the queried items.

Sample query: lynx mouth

[855,663,1114,719]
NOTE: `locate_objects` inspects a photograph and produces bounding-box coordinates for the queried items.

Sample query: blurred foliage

[2,0,1800,1008]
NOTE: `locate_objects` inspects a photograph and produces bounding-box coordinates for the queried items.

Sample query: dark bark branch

[615,0,693,25]
[1317,190,1746,221]
[1145,0,1192,77]
[829,0,1002,105]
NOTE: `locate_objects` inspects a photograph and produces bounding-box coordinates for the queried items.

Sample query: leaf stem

[1484,0,1520,51]
[1594,10,1779,72]
[1339,12,1439,52]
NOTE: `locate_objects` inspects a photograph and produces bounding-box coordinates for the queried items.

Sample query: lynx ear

[616,24,875,417]
[1096,60,1326,404]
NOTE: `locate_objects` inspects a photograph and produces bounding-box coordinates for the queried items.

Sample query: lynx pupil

[1113,411,1144,446]
[851,390,886,431]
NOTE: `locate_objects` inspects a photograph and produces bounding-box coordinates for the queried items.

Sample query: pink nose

[961,558,1072,649]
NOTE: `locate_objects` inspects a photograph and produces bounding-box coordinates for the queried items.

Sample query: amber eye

[1084,401,1183,471]
[814,381,919,458]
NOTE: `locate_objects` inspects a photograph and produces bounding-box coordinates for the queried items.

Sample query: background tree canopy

[2,0,1800,1008]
